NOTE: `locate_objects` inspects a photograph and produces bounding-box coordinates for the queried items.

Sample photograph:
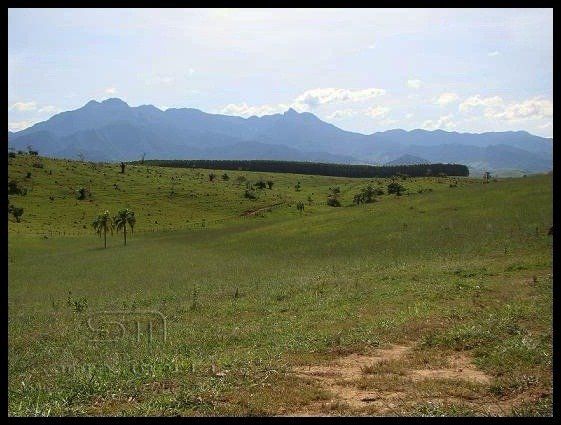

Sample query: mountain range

[8,98,553,175]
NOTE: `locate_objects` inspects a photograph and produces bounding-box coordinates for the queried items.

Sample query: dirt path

[241,202,285,216]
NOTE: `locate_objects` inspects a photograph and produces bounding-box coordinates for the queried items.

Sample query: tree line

[135,159,469,178]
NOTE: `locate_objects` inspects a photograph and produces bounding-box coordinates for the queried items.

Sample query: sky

[8,8,553,137]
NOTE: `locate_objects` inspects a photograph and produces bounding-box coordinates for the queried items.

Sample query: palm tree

[114,208,136,246]
[92,210,113,248]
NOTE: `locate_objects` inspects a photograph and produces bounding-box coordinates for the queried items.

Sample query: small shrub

[329,186,340,194]
[8,179,26,195]
[267,180,274,189]
[76,187,91,200]
[327,196,341,207]
[9,205,24,222]
[221,173,230,181]
[353,185,380,205]
[387,182,406,196]
[255,180,267,190]
[244,189,257,200]
[327,186,341,207]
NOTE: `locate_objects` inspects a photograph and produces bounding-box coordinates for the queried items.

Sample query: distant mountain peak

[6,98,552,173]
[101,97,129,107]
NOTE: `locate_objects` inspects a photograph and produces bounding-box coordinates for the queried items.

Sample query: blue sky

[8,8,553,137]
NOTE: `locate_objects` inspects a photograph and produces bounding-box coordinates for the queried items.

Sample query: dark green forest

[137,159,469,178]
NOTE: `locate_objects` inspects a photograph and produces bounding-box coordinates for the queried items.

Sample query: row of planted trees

[92,209,136,248]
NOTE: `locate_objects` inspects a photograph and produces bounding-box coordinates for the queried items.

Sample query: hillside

[8,98,553,173]
[7,154,473,236]
[8,154,553,416]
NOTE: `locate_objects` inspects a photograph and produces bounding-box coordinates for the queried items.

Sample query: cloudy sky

[8,8,553,137]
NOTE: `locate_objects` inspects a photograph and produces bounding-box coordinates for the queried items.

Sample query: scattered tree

[209,173,216,182]
[295,181,302,191]
[327,186,341,207]
[353,185,380,205]
[26,145,38,155]
[92,210,113,248]
[120,162,126,174]
[267,180,274,189]
[244,189,257,200]
[255,180,267,189]
[9,205,24,223]
[387,182,406,196]
[222,173,230,181]
[8,179,26,195]
[114,208,136,246]
[296,201,305,213]
[76,187,91,200]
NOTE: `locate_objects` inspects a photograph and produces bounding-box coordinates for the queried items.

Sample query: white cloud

[38,105,60,114]
[220,102,288,117]
[434,92,459,106]
[405,113,414,119]
[293,87,386,110]
[422,114,456,130]
[220,87,387,117]
[459,95,552,122]
[327,109,358,120]
[491,97,552,121]
[407,79,422,89]
[188,68,195,76]
[487,51,500,57]
[459,95,504,113]
[365,105,390,118]
[8,120,34,131]
[8,101,37,111]
[105,87,117,94]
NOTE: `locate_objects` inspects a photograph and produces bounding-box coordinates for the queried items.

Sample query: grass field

[8,154,553,416]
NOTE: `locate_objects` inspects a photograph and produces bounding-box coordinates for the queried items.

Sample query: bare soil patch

[283,343,541,416]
